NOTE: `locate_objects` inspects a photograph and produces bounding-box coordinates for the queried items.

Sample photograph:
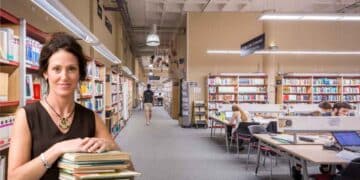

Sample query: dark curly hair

[38,32,88,81]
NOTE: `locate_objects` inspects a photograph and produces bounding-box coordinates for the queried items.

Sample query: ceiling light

[207,50,242,54]
[148,72,153,76]
[121,66,133,75]
[146,24,160,46]
[259,13,360,21]
[254,50,360,55]
[93,44,121,64]
[148,64,153,68]
[31,0,98,43]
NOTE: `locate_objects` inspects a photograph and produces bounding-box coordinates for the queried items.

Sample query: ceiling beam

[160,0,167,26]
[171,0,187,41]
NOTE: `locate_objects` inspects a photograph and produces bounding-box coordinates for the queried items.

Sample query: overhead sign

[240,33,265,56]
[149,76,160,80]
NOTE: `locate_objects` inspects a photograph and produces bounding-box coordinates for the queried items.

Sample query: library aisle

[116,107,292,180]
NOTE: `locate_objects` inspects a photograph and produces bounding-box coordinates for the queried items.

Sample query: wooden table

[209,116,231,152]
[281,145,348,179]
[253,134,345,180]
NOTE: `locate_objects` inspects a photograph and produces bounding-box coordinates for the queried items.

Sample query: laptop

[332,131,360,152]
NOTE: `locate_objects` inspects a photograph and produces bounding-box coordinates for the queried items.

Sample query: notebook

[332,131,360,152]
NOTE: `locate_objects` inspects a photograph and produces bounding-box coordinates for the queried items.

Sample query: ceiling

[104,0,360,73]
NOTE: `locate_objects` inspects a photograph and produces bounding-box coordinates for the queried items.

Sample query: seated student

[225,104,248,141]
[332,102,352,116]
[319,101,333,116]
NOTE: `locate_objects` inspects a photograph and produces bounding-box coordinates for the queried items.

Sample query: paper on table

[336,150,360,161]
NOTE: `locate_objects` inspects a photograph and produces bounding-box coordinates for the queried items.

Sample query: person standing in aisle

[7,32,121,180]
[158,92,163,106]
[143,84,154,125]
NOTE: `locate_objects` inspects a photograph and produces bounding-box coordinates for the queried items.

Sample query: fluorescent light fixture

[149,72,153,76]
[121,66,133,75]
[131,75,139,82]
[207,50,241,54]
[254,50,360,55]
[93,44,121,64]
[260,14,301,20]
[31,0,98,43]
[259,13,360,21]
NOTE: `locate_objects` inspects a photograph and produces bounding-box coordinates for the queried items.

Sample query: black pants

[226,125,233,140]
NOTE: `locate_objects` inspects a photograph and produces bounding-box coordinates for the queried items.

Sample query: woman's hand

[55,138,90,154]
[81,137,110,153]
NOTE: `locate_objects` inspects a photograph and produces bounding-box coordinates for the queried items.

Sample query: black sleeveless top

[23,102,96,180]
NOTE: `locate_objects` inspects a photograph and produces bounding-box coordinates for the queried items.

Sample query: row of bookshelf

[209,86,267,93]
[277,74,360,104]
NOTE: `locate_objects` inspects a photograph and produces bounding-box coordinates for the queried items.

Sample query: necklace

[44,98,75,130]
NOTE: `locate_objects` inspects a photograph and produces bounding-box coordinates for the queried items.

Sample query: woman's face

[43,49,80,98]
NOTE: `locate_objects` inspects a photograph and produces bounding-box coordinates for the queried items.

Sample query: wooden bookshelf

[105,69,123,138]
[276,73,360,104]
[207,73,268,115]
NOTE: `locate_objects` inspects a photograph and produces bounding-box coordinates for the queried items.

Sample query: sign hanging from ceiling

[240,33,265,56]
[149,76,160,80]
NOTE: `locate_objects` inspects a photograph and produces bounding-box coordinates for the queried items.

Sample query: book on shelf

[238,87,266,93]
[26,37,42,66]
[0,114,15,145]
[0,156,5,180]
[0,72,8,101]
[79,81,93,96]
[313,87,338,93]
[283,79,311,85]
[79,99,93,110]
[344,87,360,93]
[33,77,41,100]
[283,87,309,93]
[94,98,103,111]
[343,79,360,85]
[238,78,264,85]
[313,78,338,85]
[218,86,235,93]
[238,95,266,101]
[283,95,310,101]
[0,27,15,61]
[25,74,34,99]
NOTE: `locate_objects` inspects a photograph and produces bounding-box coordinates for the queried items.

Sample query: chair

[248,125,278,178]
[233,122,259,160]
[266,121,278,133]
[334,157,360,180]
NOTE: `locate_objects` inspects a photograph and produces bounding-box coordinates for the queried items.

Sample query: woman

[8,33,119,179]
[226,104,249,140]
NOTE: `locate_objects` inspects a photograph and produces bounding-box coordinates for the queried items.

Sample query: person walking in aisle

[143,84,154,125]
[7,33,121,180]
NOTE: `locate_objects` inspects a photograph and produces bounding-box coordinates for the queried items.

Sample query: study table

[208,116,232,152]
[253,134,347,180]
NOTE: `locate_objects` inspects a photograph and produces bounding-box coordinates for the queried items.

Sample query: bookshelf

[0,8,49,178]
[192,101,207,128]
[163,80,172,116]
[105,70,122,138]
[75,60,106,120]
[276,73,360,104]
[207,73,268,115]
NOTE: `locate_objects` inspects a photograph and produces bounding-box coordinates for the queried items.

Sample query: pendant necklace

[45,98,75,130]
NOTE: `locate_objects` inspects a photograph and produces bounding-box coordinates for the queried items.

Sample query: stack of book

[58,151,140,180]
